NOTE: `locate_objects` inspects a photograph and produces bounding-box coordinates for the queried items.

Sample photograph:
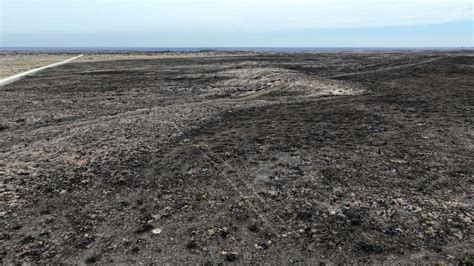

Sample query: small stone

[453,232,463,240]
[247,223,259,232]
[411,205,422,213]
[186,240,197,249]
[425,227,435,236]
[152,228,162,235]
[85,254,100,264]
[461,216,472,224]
[220,251,239,261]
[135,223,154,233]
[207,229,215,236]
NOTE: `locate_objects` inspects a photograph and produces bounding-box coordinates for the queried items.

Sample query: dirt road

[0,55,84,86]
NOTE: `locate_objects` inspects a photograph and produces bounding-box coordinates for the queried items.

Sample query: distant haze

[1,0,473,47]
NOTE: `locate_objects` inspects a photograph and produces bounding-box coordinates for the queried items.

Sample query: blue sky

[1,0,473,47]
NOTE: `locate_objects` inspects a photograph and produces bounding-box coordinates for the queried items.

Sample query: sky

[1,0,473,47]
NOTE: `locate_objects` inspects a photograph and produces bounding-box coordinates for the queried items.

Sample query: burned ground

[0,52,473,264]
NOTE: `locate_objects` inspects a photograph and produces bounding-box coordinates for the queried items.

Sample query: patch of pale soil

[0,54,74,78]
[75,52,257,63]
[0,52,257,79]
[213,67,363,99]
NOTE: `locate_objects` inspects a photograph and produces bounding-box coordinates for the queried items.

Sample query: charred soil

[0,52,473,264]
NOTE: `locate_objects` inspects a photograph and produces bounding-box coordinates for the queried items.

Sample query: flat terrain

[0,51,258,79]
[0,53,76,79]
[0,51,473,264]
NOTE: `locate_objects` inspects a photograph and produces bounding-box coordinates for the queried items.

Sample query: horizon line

[2,46,473,49]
